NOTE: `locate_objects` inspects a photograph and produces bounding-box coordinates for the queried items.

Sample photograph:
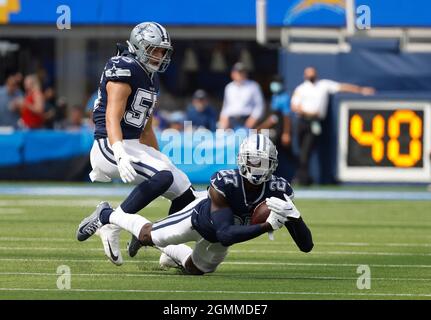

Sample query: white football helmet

[237,134,278,185]
[127,22,173,73]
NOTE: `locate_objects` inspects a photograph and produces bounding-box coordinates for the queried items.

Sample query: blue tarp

[0,129,242,183]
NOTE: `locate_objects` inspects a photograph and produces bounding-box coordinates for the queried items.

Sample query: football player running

[77,134,313,275]
[76,22,197,265]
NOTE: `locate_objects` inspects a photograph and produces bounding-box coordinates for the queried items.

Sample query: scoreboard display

[337,101,431,182]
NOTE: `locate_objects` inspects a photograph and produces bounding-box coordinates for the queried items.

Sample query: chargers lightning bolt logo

[284,0,346,24]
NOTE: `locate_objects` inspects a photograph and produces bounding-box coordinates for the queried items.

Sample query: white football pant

[89,138,191,200]
[150,197,228,273]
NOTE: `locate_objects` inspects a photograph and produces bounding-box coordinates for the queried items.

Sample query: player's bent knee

[184,256,205,275]
[156,170,174,189]
[138,223,154,246]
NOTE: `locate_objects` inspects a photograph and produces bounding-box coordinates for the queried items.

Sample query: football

[251,200,271,224]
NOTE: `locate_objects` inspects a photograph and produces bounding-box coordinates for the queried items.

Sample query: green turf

[0,193,430,300]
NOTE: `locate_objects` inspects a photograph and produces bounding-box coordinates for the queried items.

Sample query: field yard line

[2,186,431,201]
[0,257,430,268]
[1,237,430,248]
[0,272,430,282]
[230,250,431,257]
[0,209,25,214]
[0,199,160,208]
[0,246,429,257]
[317,242,431,247]
[0,237,82,242]
[0,287,430,297]
[240,242,431,248]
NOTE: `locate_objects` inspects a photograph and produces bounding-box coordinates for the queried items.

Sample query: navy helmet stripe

[152,22,168,42]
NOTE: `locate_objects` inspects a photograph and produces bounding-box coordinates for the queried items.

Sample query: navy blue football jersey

[191,169,294,243]
[93,46,160,140]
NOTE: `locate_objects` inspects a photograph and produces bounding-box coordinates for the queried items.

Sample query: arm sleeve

[322,79,341,94]
[211,207,265,247]
[285,217,314,253]
[250,83,265,120]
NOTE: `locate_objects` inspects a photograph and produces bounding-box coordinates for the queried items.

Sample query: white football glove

[266,211,288,230]
[111,141,140,183]
[266,194,301,219]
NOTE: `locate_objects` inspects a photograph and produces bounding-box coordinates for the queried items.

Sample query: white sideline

[0,287,429,297]
[1,237,430,247]
[0,246,430,257]
[0,199,159,208]
[0,272,430,282]
[0,257,431,268]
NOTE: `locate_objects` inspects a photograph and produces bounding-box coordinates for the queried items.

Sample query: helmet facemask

[139,43,172,73]
[238,150,278,185]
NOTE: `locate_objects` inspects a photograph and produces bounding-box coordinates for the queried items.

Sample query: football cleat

[76,202,112,242]
[96,224,123,266]
[159,252,180,269]
[127,234,144,258]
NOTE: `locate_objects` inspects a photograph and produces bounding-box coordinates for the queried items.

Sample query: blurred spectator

[52,96,69,129]
[42,87,57,129]
[64,105,91,131]
[219,62,264,130]
[186,89,218,131]
[291,66,375,185]
[151,109,170,131]
[0,72,23,128]
[19,74,45,129]
[256,75,296,181]
[166,111,186,131]
[86,90,99,117]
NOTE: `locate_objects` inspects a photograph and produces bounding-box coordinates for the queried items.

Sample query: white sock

[109,207,151,239]
[161,244,193,268]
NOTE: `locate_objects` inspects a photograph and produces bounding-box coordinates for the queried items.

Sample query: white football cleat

[159,252,180,269]
[96,224,123,266]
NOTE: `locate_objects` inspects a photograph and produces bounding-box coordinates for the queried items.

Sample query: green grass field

[0,192,430,300]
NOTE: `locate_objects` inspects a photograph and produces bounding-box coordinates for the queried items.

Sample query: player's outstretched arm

[285,217,314,253]
[266,194,313,252]
[209,186,273,247]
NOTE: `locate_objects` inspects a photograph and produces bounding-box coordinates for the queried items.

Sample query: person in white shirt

[219,62,264,130]
[291,66,375,185]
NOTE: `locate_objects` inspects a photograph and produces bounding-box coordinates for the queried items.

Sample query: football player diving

[77,134,313,275]
[76,22,197,265]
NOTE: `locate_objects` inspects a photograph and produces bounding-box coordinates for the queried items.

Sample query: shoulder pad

[210,169,240,197]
